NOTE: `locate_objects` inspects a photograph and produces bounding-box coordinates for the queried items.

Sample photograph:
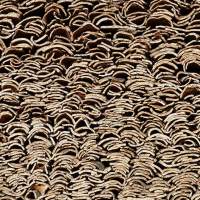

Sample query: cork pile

[1,0,200,199]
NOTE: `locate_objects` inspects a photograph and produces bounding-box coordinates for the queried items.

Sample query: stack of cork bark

[1,0,200,199]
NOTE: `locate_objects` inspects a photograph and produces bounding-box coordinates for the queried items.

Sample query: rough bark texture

[0,0,200,199]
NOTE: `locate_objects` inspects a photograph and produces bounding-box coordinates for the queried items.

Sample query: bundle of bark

[1,0,200,199]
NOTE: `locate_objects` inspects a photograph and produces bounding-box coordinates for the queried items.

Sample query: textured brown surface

[1,0,200,199]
